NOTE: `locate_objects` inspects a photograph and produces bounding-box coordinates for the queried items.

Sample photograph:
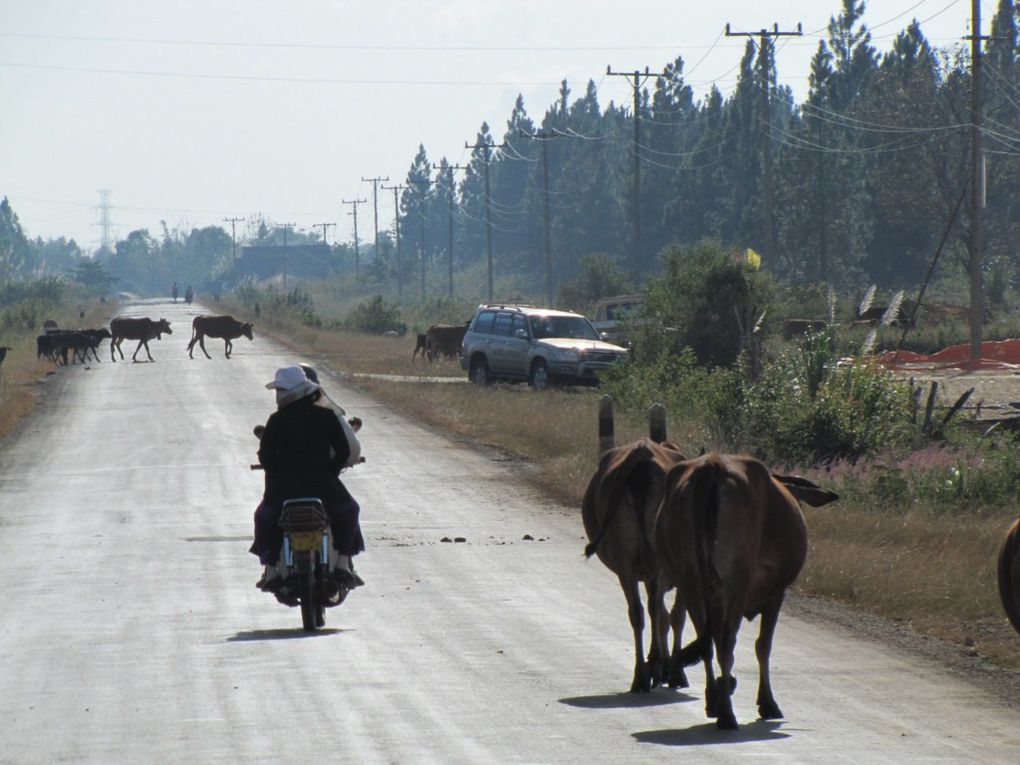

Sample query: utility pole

[606,66,658,279]
[381,184,406,299]
[433,163,467,298]
[280,223,295,288]
[519,130,559,306]
[342,198,367,275]
[725,22,802,270]
[361,176,389,264]
[222,216,243,261]
[465,138,506,301]
[966,0,988,364]
[314,222,335,246]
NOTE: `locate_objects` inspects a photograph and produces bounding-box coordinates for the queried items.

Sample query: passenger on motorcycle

[251,365,365,590]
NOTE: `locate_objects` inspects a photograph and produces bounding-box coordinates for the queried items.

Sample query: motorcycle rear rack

[279,498,328,532]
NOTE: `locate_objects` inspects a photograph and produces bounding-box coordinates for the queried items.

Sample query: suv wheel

[469,356,490,386]
[529,359,550,391]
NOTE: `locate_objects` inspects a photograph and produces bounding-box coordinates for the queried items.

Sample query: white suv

[459,304,628,390]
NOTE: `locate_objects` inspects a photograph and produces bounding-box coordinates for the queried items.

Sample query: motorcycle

[252,421,362,632]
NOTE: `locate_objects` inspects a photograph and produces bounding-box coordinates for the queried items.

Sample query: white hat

[265,365,314,392]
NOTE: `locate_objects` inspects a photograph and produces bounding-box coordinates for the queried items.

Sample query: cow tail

[998,518,1020,633]
[678,460,722,667]
[583,441,653,559]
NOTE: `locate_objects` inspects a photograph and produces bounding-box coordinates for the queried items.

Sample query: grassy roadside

[221,301,1020,671]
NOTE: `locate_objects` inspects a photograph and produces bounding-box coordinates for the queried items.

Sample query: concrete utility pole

[433,163,467,299]
[342,198,367,275]
[314,222,335,246]
[464,138,506,302]
[519,130,559,307]
[966,0,988,364]
[280,223,295,288]
[725,22,802,270]
[606,66,658,278]
[381,184,406,299]
[222,217,243,261]
[361,176,389,263]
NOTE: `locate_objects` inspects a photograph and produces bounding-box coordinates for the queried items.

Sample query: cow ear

[774,474,839,507]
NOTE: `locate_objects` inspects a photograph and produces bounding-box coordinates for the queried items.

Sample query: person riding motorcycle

[251,365,365,590]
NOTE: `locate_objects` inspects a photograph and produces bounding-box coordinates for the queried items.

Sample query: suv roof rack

[477,302,534,310]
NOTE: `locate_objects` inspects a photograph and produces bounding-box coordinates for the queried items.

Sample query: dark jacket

[258,394,350,505]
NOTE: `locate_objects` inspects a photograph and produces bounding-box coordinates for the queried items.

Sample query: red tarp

[876,340,1020,371]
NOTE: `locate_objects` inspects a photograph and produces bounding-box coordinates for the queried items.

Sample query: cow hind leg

[224,339,232,358]
[667,589,690,689]
[644,580,668,687]
[755,594,785,720]
[621,578,651,693]
[713,616,741,730]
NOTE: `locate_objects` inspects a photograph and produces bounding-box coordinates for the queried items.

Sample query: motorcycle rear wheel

[299,568,319,632]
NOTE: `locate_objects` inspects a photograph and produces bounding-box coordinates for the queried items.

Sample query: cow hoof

[758,700,783,720]
[668,667,689,689]
[716,711,739,731]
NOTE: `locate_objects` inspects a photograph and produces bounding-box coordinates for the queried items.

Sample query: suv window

[493,312,514,337]
[529,315,599,341]
[472,310,497,335]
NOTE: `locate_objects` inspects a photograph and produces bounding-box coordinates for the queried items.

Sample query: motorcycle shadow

[226,628,347,642]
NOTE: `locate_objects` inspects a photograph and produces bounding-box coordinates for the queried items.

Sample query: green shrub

[342,294,405,334]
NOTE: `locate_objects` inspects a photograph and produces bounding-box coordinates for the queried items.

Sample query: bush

[232,283,321,327]
[637,240,774,368]
[342,295,405,334]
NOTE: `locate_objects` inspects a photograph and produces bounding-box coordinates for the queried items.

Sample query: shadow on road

[226,628,346,642]
[559,689,695,709]
[633,719,790,747]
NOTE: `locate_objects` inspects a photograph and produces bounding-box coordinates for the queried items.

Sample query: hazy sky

[1,0,984,250]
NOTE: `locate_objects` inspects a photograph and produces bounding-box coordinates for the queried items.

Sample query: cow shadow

[226,628,346,642]
[560,689,695,710]
[633,719,790,747]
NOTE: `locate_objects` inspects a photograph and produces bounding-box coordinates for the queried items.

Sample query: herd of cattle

[580,433,1020,730]
[30,314,254,366]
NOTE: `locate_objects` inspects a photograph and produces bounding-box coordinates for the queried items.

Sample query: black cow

[187,315,254,359]
[0,346,11,367]
[110,317,173,362]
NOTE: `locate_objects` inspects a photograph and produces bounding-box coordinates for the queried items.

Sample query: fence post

[922,380,938,437]
[598,395,615,456]
[649,403,667,444]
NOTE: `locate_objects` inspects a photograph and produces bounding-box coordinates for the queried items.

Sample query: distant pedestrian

[184,285,194,305]
[171,282,179,303]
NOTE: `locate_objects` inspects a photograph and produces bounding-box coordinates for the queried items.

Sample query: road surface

[1,299,1018,764]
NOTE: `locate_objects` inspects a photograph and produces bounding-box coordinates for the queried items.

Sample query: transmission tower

[96,190,113,254]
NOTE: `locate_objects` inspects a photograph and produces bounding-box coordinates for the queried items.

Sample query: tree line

[2,1,1018,305]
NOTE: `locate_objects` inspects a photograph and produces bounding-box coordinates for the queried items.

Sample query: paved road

[1,299,1018,764]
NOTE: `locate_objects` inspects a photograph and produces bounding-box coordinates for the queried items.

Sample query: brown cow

[110,317,172,362]
[425,322,469,361]
[582,438,690,692]
[655,453,837,729]
[998,517,1020,634]
[187,314,254,359]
